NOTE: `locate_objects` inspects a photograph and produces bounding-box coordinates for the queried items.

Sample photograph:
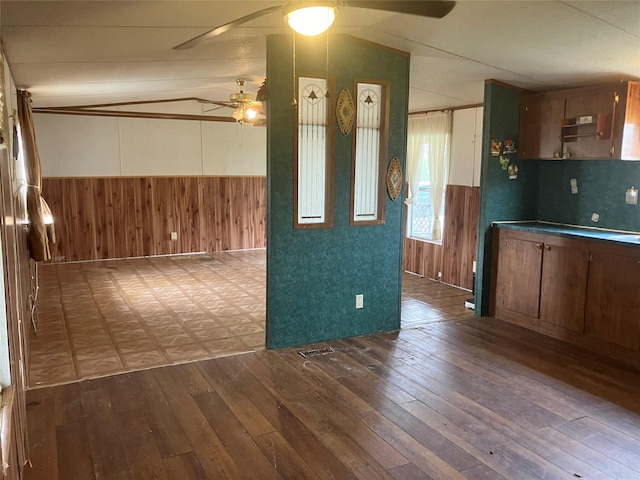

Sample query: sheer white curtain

[405,111,452,241]
[405,115,428,206]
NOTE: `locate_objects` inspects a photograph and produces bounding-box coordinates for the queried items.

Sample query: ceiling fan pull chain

[325,31,330,98]
[292,32,298,107]
[236,121,244,148]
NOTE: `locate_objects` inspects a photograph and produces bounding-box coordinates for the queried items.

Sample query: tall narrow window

[351,81,389,225]
[405,111,452,243]
[295,76,333,228]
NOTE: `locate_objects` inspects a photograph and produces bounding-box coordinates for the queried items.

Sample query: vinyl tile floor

[28,250,474,388]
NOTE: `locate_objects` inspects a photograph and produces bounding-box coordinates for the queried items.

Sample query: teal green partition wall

[266,34,410,349]
[475,81,539,316]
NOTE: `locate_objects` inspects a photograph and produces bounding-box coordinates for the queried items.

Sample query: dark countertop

[493,221,640,247]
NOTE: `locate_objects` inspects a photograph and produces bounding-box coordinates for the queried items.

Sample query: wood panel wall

[403,185,480,290]
[42,176,266,263]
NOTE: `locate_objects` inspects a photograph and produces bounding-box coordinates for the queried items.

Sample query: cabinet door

[539,241,589,332]
[564,88,617,159]
[497,235,543,318]
[585,249,640,350]
[519,94,564,159]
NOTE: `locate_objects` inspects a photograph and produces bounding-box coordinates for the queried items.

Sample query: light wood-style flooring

[25,316,640,479]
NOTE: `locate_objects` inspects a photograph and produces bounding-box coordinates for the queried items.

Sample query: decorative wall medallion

[336,88,355,136]
[386,157,403,201]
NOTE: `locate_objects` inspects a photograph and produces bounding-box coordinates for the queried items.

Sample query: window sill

[407,236,442,246]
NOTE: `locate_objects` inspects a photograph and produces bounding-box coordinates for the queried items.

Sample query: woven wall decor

[336,88,355,136]
[386,157,403,201]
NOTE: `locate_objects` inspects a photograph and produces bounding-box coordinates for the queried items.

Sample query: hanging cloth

[17,90,54,261]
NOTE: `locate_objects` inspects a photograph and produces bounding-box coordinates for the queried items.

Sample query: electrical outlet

[170,231,178,241]
[355,294,364,309]
[438,271,442,278]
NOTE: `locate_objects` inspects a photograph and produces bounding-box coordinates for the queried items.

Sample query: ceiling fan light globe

[286,6,336,36]
[232,107,245,122]
[246,108,257,120]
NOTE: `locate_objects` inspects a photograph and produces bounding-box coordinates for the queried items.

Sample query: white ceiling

[1,0,639,115]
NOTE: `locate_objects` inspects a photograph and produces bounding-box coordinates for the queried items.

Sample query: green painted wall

[475,81,540,316]
[537,160,640,231]
[266,34,409,348]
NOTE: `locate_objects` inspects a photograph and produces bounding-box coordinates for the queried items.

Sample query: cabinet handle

[545,245,551,251]
[536,243,543,249]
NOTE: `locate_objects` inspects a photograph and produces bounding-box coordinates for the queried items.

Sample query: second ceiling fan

[173,0,456,50]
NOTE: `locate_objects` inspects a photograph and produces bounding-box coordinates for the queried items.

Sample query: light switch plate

[355,294,364,309]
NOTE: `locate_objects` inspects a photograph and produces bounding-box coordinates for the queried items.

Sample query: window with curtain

[405,111,452,243]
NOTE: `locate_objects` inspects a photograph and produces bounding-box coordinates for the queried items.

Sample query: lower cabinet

[585,248,640,350]
[495,229,589,333]
[497,233,543,320]
[540,238,590,332]
[493,227,640,355]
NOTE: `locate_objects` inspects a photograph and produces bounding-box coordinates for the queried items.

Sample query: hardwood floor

[25,317,640,479]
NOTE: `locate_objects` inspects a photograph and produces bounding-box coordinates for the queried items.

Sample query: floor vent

[298,346,334,358]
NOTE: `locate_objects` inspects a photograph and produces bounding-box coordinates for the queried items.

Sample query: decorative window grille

[352,82,387,224]
[296,76,331,227]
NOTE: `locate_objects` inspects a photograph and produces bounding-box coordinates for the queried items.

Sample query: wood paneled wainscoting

[403,184,480,290]
[42,176,266,262]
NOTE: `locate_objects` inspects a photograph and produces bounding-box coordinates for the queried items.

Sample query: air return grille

[297,346,335,358]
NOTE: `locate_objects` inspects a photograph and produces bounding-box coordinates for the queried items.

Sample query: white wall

[34,101,267,177]
[449,106,483,187]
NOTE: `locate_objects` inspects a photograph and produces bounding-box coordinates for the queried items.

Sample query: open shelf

[561,113,611,142]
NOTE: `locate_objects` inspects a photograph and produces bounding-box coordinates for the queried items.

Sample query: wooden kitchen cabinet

[539,238,589,332]
[494,229,589,332]
[493,227,640,364]
[496,233,542,319]
[519,93,565,159]
[584,245,640,350]
[562,86,620,159]
[519,81,640,160]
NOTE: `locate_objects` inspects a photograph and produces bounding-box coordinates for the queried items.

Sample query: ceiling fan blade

[344,1,455,19]
[198,100,235,108]
[201,104,229,113]
[173,4,283,50]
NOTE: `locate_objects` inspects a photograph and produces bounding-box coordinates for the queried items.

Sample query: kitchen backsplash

[537,159,640,232]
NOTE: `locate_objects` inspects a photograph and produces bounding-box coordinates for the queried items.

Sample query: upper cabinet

[519,93,565,159]
[519,81,640,160]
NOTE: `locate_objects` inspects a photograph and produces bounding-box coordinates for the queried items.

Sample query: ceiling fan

[173,0,456,50]
[207,79,266,126]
